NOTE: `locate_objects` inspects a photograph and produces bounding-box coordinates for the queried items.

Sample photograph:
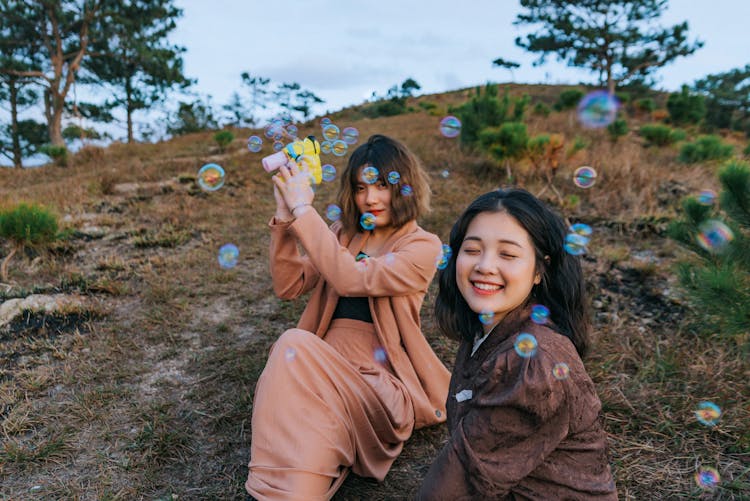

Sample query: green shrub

[0,203,59,281]
[679,135,734,163]
[39,144,69,167]
[418,101,437,111]
[553,88,584,111]
[668,160,750,347]
[744,143,750,157]
[607,118,629,141]
[452,84,526,146]
[532,102,551,117]
[635,98,656,113]
[615,91,630,105]
[213,130,235,152]
[667,85,706,125]
[638,124,684,147]
[362,97,408,118]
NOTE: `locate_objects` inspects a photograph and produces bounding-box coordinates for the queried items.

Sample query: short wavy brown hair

[337,134,431,235]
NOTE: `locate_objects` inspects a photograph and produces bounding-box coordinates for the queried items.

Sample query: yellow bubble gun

[261,135,322,184]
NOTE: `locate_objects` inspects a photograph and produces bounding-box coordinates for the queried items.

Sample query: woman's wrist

[291,203,312,216]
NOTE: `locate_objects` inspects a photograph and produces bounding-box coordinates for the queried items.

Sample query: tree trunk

[9,79,23,169]
[126,78,133,143]
[49,96,65,146]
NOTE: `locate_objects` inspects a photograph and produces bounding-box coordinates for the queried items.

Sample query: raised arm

[289,209,441,297]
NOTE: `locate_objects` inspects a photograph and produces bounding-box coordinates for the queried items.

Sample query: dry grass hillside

[1,85,748,500]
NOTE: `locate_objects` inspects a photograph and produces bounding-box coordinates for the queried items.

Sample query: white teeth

[473,282,501,291]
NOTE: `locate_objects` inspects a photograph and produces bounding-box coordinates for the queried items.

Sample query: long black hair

[434,188,590,358]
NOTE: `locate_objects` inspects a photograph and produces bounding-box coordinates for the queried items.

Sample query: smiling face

[354,165,393,229]
[455,211,541,333]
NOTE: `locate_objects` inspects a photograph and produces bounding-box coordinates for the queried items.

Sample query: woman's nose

[474,254,496,273]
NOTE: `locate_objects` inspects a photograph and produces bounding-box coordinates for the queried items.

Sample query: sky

[170,0,750,118]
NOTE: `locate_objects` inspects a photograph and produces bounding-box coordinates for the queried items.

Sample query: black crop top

[331,252,373,323]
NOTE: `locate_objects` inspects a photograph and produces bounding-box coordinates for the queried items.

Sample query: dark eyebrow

[463,235,524,248]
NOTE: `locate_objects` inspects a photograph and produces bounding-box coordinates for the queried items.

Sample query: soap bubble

[552,362,570,380]
[439,115,462,138]
[331,140,348,156]
[696,220,734,253]
[514,333,538,358]
[697,189,717,206]
[322,164,337,182]
[342,126,360,145]
[384,253,396,266]
[197,163,225,191]
[272,140,284,152]
[577,90,619,128]
[694,401,721,427]
[530,304,550,324]
[401,185,413,196]
[564,233,589,256]
[387,171,401,184]
[436,243,452,270]
[374,347,387,363]
[322,124,340,141]
[320,141,332,155]
[570,223,593,237]
[360,212,376,230]
[694,466,720,490]
[325,204,342,222]
[285,347,296,361]
[285,124,298,138]
[218,243,239,269]
[247,135,263,153]
[573,166,597,188]
[361,166,380,184]
[441,170,450,178]
[320,117,332,127]
[479,310,495,325]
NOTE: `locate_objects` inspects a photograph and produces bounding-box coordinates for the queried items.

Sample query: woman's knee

[273,328,317,354]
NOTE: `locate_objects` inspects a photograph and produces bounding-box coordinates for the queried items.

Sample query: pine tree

[668,159,750,348]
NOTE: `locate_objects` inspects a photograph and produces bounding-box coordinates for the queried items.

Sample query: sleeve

[268,216,321,299]
[417,348,570,499]
[289,209,441,297]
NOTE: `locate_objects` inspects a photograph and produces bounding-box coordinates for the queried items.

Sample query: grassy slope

[0,86,748,500]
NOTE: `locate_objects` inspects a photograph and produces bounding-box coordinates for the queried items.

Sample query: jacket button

[435,410,442,418]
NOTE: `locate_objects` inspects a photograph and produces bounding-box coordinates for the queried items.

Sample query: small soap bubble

[441,170,450,178]
[218,243,239,269]
[552,362,570,380]
[320,140,332,155]
[479,310,495,325]
[360,212,376,230]
[577,90,619,128]
[322,124,340,141]
[697,189,717,206]
[694,401,721,427]
[439,115,462,138]
[514,333,538,358]
[384,253,396,265]
[361,166,380,184]
[342,126,360,145]
[285,347,296,361]
[285,124,298,138]
[322,164,337,182]
[530,304,550,324]
[401,184,413,196]
[694,466,720,490]
[696,220,734,253]
[247,135,263,153]
[320,117,332,127]
[326,204,342,222]
[332,140,348,156]
[387,171,401,184]
[564,233,589,256]
[197,163,225,191]
[374,347,388,363]
[570,223,593,237]
[573,166,597,188]
[436,243,452,270]
[272,140,284,152]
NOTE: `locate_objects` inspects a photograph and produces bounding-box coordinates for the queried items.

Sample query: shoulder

[395,223,441,250]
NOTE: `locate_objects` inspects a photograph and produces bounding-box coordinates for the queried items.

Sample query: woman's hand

[272,161,315,217]
[273,184,294,222]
